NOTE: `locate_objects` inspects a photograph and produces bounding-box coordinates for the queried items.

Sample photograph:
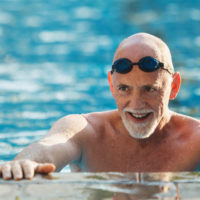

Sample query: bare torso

[70,110,200,172]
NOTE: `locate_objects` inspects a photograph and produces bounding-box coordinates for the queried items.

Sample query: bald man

[1,33,200,180]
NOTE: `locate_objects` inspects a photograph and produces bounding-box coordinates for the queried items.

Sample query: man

[1,32,200,180]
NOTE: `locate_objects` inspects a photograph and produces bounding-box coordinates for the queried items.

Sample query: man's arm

[0,114,88,180]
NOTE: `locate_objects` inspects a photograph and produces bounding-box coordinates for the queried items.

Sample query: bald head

[113,33,174,74]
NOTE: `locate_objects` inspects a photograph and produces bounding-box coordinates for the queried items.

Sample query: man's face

[111,58,172,139]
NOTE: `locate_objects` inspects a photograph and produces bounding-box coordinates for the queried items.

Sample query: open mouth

[127,112,152,122]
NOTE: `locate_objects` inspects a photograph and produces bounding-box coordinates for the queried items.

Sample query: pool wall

[0,172,200,199]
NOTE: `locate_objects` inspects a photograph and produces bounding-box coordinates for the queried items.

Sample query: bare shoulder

[46,114,89,139]
[171,111,200,137]
[46,110,118,138]
[170,112,200,165]
[172,111,200,126]
[82,110,119,130]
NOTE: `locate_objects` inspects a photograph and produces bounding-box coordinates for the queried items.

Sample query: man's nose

[129,90,144,109]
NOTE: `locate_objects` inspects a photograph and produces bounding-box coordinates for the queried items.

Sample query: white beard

[121,108,159,139]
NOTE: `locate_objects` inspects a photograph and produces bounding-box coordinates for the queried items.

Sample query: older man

[1,33,200,180]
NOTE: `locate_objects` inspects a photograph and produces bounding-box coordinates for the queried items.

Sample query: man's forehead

[113,39,161,62]
[112,67,167,87]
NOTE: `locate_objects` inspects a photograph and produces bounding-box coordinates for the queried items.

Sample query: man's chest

[82,137,198,172]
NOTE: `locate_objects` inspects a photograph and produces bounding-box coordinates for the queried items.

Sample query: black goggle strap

[161,65,174,74]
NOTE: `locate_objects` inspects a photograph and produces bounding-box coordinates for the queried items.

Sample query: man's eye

[118,85,129,91]
[145,86,156,92]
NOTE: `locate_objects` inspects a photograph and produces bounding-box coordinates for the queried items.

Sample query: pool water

[0,0,200,171]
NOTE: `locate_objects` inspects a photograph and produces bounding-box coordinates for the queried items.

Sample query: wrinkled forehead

[113,40,162,63]
[112,64,172,88]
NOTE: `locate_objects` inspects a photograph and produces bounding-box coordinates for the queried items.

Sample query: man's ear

[108,71,114,94]
[170,72,181,100]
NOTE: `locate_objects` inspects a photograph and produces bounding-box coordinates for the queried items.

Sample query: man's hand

[0,160,56,180]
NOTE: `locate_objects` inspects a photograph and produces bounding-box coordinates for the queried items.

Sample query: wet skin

[75,110,200,172]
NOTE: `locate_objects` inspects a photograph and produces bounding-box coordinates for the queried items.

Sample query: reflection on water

[84,173,175,199]
[0,0,200,166]
[1,172,200,199]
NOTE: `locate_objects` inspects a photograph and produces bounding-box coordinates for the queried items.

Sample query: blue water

[0,0,200,170]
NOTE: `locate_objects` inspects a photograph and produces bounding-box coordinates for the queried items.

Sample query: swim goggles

[111,56,172,74]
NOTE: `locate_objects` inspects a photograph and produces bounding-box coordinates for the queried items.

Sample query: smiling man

[1,33,200,180]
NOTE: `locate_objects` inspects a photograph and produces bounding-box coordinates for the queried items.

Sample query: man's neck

[156,109,172,132]
[136,109,173,146]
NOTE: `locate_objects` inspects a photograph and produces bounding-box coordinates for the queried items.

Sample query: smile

[127,112,152,121]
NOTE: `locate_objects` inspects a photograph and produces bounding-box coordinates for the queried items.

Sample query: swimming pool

[0,0,200,171]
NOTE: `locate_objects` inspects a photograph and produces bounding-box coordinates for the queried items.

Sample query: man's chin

[128,131,153,139]
[122,118,158,139]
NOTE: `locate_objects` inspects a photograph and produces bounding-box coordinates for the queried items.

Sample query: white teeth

[131,113,148,119]
[123,108,153,119]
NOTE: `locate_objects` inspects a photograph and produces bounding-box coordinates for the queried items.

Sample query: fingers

[1,163,12,180]
[1,161,25,180]
[21,160,37,180]
[0,160,56,180]
[22,161,55,179]
[35,163,56,174]
[11,162,23,180]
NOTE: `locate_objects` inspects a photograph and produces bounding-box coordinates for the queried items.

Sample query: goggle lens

[139,56,159,72]
[114,59,133,74]
[111,56,165,74]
